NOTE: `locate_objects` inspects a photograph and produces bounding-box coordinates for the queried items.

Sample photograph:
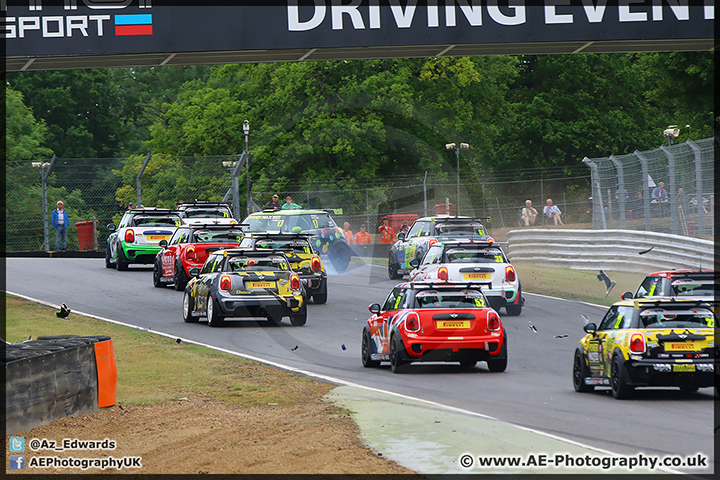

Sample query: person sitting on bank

[281,196,302,210]
[521,200,538,226]
[543,198,564,225]
[354,224,372,244]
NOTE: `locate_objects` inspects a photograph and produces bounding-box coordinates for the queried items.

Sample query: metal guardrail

[506,229,714,274]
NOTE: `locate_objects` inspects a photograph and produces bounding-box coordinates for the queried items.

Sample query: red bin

[75,221,95,250]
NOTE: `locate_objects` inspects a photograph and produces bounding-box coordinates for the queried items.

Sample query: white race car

[409,239,523,316]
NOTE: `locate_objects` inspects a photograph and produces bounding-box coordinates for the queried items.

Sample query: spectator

[51,200,69,250]
[354,224,372,244]
[343,222,354,244]
[281,196,302,210]
[399,220,410,236]
[128,201,134,209]
[265,194,281,211]
[651,182,668,202]
[615,187,629,201]
[378,217,395,244]
[521,200,538,226]
[543,198,563,225]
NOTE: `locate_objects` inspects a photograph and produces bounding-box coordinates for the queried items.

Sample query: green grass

[5,295,332,407]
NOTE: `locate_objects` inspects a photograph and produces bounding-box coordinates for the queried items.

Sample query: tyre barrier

[4,335,117,436]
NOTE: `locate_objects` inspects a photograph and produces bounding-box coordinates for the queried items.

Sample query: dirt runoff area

[6,394,417,475]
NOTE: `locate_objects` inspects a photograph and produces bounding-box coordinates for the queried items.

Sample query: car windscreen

[250,239,313,254]
[671,279,720,297]
[184,208,230,218]
[639,307,715,328]
[415,289,487,308]
[194,230,244,243]
[227,255,289,272]
[133,216,180,227]
[445,248,505,263]
[244,213,333,232]
[434,224,484,235]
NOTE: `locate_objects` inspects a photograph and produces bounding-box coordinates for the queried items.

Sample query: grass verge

[5,294,332,407]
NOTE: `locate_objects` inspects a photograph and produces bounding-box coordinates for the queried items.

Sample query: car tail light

[487,237,494,243]
[220,275,232,291]
[505,265,516,282]
[311,256,322,271]
[125,229,135,243]
[629,332,645,354]
[488,313,500,331]
[185,246,197,260]
[428,238,438,248]
[290,273,300,290]
[405,312,420,332]
[438,267,449,281]
[230,219,237,224]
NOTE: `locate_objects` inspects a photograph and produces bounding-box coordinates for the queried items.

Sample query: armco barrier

[506,229,714,274]
[4,335,117,436]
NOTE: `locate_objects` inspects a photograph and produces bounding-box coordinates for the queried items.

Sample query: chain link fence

[6,137,713,252]
[583,137,714,238]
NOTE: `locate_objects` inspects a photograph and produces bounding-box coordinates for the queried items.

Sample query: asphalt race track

[5,257,715,473]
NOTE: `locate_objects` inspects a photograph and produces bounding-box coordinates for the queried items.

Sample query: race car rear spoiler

[409,281,492,290]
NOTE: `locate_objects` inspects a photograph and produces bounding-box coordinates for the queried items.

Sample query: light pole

[445,142,469,215]
[243,120,251,216]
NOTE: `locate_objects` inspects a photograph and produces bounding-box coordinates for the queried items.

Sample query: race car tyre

[460,359,477,368]
[487,338,508,372]
[105,243,113,269]
[313,281,328,304]
[573,348,594,392]
[610,354,634,399]
[329,242,351,272]
[679,384,700,394]
[389,334,409,373]
[174,260,189,291]
[387,253,403,280]
[505,288,523,316]
[361,329,380,368]
[153,260,164,288]
[206,294,224,327]
[182,291,199,323]
[116,246,129,271]
[290,304,307,326]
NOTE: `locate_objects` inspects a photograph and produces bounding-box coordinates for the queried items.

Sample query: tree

[5,88,53,162]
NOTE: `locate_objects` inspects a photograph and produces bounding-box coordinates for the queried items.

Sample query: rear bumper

[299,273,326,294]
[485,288,520,308]
[122,244,162,264]
[625,360,715,387]
[216,294,303,318]
[401,335,504,362]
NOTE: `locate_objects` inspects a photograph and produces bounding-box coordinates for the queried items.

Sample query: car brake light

[125,229,135,243]
[438,266,449,281]
[311,256,322,271]
[290,273,300,290]
[185,246,197,260]
[629,333,645,354]
[220,275,232,291]
[505,265,516,282]
[405,312,420,332]
[428,238,438,248]
[488,313,500,331]
[487,237,494,243]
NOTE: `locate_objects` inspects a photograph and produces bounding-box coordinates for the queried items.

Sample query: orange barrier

[93,340,117,408]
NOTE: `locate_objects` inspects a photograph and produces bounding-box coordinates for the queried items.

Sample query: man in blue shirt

[50,200,69,250]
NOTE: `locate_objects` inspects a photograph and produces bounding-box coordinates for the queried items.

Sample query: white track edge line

[5,290,685,474]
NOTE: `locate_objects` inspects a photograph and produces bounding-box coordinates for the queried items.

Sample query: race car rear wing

[409,280,493,290]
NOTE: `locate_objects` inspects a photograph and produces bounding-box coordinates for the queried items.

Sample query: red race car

[153,223,245,290]
[361,281,507,373]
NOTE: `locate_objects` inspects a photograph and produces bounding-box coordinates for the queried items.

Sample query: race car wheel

[487,337,508,372]
[361,329,380,368]
[389,334,409,373]
[290,304,307,326]
[105,243,113,269]
[206,294,224,327]
[116,246,129,271]
[182,291,199,323]
[610,354,634,399]
[266,312,283,325]
[329,242,351,272]
[505,288,523,316]
[153,260,164,288]
[387,253,403,280]
[573,349,594,392]
[174,260,189,291]
[313,280,328,304]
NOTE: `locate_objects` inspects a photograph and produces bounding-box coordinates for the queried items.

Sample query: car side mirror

[583,323,597,334]
[409,259,419,268]
[107,224,116,232]
[621,291,633,300]
[396,232,405,241]
[188,268,200,278]
[368,303,381,315]
[159,239,168,248]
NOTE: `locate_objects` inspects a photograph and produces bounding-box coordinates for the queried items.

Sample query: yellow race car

[573,298,715,399]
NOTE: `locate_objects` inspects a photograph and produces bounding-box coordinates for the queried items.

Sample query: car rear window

[434,224,485,235]
[227,255,289,272]
[184,208,231,218]
[671,279,720,297]
[445,248,505,263]
[194,230,244,243]
[415,289,486,308]
[639,308,714,328]
[133,216,180,227]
